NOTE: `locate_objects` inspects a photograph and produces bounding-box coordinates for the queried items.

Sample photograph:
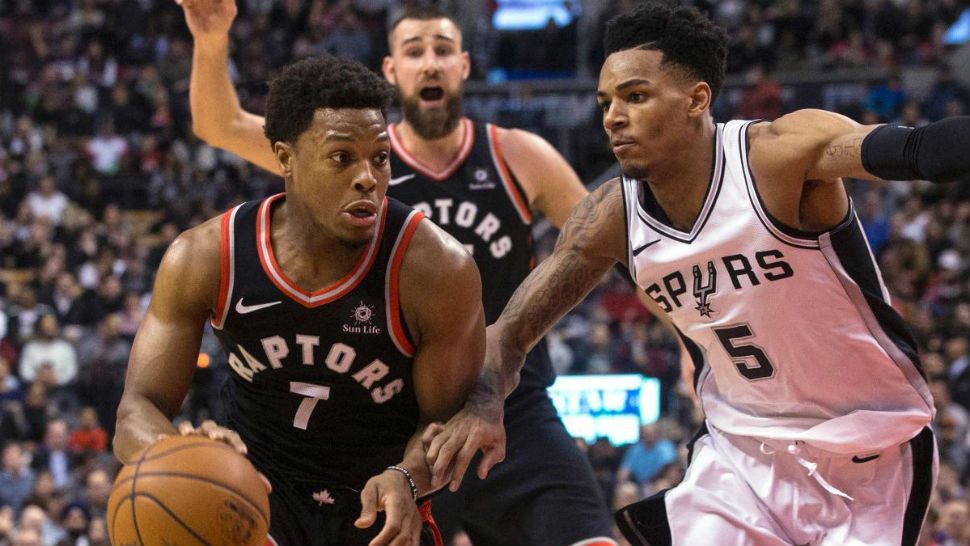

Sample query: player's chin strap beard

[759,441,855,501]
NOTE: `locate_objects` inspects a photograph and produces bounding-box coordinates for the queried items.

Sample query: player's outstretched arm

[113,219,221,464]
[355,219,485,546]
[176,0,280,174]
[497,127,589,228]
[425,180,628,491]
[758,109,970,184]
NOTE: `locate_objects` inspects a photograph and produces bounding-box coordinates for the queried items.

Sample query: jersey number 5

[290,381,331,430]
[713,324,775,381]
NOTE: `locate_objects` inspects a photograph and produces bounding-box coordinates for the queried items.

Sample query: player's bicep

[122,229,218,418]
[124,309,205,419]
[502,129,588,228]
[402,228,486,423]
[765,109,879,182]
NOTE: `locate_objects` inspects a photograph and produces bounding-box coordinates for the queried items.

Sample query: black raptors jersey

[388,119,553,389]
[211,194,424,490]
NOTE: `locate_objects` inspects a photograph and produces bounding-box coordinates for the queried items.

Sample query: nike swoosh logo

[851,454,880,463]
[632,239,661,257]
[235,298,282,314]
[389,174,416,186]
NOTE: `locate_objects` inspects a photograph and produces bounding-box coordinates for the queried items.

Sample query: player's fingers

[421,422,445,449]
[447,441,480,492]
[177,421,195,435]
[222,428,248,455]
[355,482,379,529]
[367,495,405,546]
[257,472,272,495]
[477,443,505,480]
[430,430,466,482]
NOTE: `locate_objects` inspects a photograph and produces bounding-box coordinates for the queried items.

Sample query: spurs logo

[692,261,718,318]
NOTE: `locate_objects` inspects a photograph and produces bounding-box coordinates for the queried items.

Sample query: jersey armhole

[211,205,240,330]
[487,124,533,225]
[386,210,425,357]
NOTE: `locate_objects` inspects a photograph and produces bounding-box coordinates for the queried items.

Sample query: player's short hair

[264,56,395,145]
[604,1,728,101]
[388,6,461,48]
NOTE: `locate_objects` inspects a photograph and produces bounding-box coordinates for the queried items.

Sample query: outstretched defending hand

[356,469,422,546]
[422,400,506,493]
[174,0,237,41]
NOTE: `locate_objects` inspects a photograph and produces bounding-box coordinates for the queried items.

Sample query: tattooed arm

[423,180,629,491]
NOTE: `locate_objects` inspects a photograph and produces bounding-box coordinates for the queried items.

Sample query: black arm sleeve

[861,116,970,182]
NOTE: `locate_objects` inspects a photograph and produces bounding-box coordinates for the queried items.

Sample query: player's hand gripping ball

[107,435,270,546]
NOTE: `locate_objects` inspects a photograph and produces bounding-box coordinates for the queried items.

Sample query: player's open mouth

[342,201,378,227]
[419,86,445,103]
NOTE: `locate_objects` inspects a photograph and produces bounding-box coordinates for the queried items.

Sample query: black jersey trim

[389,119,475,181]
[212,203,243,330]
[819,212,934,413]
[257,193,388,307]
[386,210,424,357]
[619,178,636,280]
[631,124,724,244]
[739,121,823,249]
[487,123,533,225]
[902,427,935,546]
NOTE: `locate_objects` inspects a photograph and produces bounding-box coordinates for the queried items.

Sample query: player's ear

[461,51,471,81]
[274,141,294,177]
[687,82,712,118]
[382,56,397,86]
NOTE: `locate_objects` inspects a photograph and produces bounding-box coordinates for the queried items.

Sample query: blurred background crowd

[1,0,970,545]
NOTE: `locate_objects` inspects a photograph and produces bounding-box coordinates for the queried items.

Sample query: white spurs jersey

[622,120,933,454]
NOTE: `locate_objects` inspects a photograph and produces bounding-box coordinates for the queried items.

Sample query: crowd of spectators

[0,0,969,545]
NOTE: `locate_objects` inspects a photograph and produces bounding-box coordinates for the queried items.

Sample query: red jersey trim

[385,210,424,357]
[389,118,475,181]
[487,124,533,225]
[256,193,387,308]
[211,204,242,330]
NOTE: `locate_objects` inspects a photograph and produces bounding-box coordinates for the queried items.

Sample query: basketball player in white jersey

[427,3,970,545]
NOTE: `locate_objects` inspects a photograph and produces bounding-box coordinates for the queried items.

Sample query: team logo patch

[692,261,718,319]
[469,168,496,190]
[312,489,336,506]
[343,301,381,334]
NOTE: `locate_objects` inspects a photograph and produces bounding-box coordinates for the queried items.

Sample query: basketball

[107,435,270,546]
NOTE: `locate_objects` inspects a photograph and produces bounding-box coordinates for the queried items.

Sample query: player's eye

[435,47,452,56]
[628,92,646,103]
[598,101,611,113]
[406,48,422,58]
[374,151,390,165]
[331,152,352,164]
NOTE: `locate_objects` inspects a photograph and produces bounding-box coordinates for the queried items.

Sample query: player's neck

[642,120,717,232]
[271,202,369,288]
[395,118,468,171]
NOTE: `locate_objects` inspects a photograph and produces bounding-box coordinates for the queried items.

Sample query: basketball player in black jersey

[113,56,486,546]
[177,0,617,544]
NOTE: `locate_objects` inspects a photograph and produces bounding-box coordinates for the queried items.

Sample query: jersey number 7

[290,381,331,430]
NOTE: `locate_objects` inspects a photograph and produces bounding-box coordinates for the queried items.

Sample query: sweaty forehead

[391,18,462,50]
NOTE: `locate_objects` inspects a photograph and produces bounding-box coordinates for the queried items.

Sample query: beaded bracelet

[386,465,418,501]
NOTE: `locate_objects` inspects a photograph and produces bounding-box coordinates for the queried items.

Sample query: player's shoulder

[404,217,478,282]
[158,213,224,286]
[492,125,555,157]
[748,109,861,148]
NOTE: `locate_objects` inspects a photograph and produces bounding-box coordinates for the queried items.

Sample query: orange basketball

[107,435,270,546]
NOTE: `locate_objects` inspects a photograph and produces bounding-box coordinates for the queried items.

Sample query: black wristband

[386,465,418,501]
[862,117,970,183]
